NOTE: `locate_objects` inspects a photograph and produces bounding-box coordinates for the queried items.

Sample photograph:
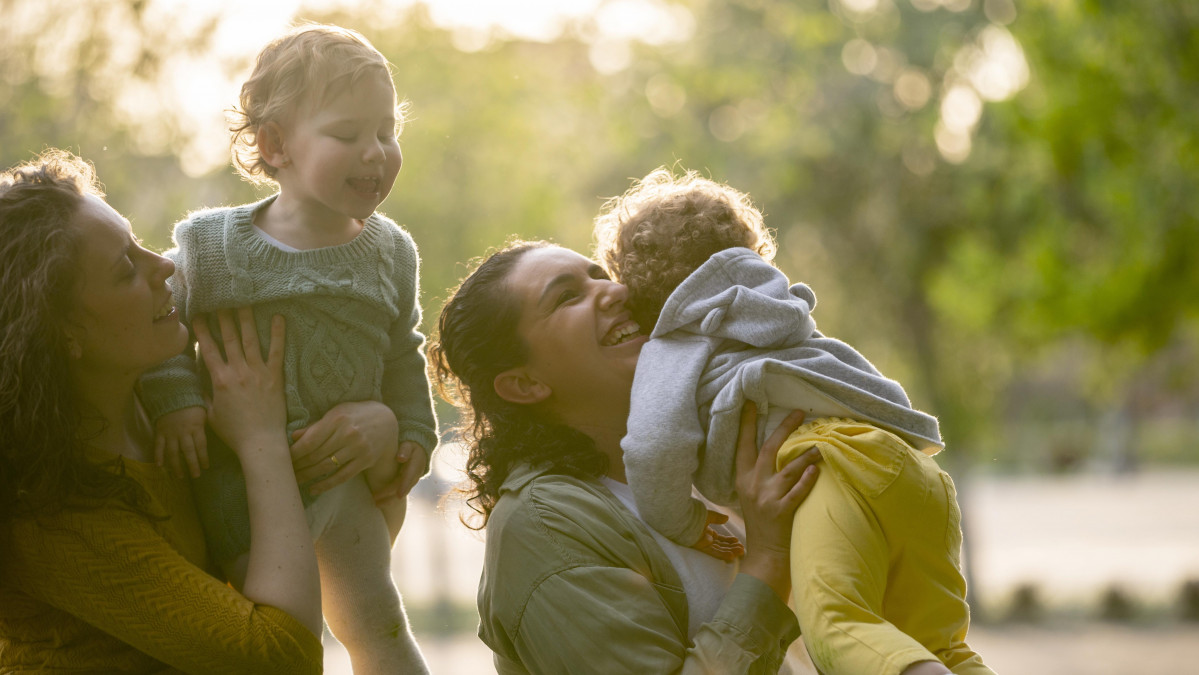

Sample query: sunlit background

[3,0,1197,672]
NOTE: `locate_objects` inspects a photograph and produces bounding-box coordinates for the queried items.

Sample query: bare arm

[196,308,321,636]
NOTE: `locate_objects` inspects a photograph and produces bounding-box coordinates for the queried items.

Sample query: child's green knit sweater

[140,195,437,453]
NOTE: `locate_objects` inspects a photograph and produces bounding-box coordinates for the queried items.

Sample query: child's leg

[377,494,407,546]
[778,421,943,675]
[309,477,428,675]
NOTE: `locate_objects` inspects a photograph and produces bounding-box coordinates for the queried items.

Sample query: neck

[71,369,150,462]
[562,415,628,483]
[256,192,363,250]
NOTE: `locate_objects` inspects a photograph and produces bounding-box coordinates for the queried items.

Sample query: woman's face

[505,246,648,423]
[66,194,187,380]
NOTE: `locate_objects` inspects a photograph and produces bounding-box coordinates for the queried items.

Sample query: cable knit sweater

[0,455,322,674]
[139,196,437,451]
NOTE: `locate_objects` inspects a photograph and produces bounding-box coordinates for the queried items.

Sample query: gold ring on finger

[330,454,341,468]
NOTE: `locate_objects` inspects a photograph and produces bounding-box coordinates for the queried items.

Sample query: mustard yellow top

[0,456,322,674]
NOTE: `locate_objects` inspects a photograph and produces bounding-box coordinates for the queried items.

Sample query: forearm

[238,431,322,637]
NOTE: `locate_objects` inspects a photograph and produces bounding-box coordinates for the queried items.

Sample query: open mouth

[348,176,380,195]
[601,319,641,347]
[153,292,176,321]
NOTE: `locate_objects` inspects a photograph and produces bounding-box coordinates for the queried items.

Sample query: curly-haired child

[594,168,993,675]
[139,24,434,673]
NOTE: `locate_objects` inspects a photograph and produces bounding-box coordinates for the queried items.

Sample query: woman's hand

[290,400,400,494]
[195,307,322,636]
[194,308,287,457]
[735,404,821,600]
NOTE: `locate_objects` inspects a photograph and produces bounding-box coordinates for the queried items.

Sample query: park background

[3,0,1197,672]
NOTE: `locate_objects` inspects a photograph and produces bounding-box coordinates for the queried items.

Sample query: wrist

[739,547,791,601]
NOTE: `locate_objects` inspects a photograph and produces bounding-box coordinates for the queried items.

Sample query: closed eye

[555,288,580,307]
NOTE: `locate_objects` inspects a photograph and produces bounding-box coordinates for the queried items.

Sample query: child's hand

[291,400,398,494]
[395,441,428,499]
[365,441,428,504]
[154,406,208,478]
[690,509,745,562]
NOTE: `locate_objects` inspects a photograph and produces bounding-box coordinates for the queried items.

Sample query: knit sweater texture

[624,247,943,546]
[0,455,322,674]
[139,196,437,452]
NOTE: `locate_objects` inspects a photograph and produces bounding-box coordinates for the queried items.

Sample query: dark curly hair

[0,149,152,531]
[429,240,607,529]
[594,167,776,330]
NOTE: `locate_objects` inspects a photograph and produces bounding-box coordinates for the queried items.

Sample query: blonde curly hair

[594,168,776,329]
[228,23,409,184]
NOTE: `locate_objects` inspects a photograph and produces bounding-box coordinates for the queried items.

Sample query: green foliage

[4,0,1195,462]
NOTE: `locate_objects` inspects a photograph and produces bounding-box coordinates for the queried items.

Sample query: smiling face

[274,71,402,226]
[65,194,188,381]
[500,246,648,427]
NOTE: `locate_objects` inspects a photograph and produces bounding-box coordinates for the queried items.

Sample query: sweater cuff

[715,573,801,654]
[141,391,207,423]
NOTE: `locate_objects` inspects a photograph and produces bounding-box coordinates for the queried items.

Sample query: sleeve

[514,569,797,675]
[790,451,937,675]
[380,228,439,455]
[139,229,206,422]
[8,509,322,675]
[623,337,713,547]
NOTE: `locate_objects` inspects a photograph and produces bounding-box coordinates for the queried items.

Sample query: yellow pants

[776,418,994,675]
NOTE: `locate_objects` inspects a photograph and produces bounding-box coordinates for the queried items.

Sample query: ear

[257,122,290,170]
[494,367,551,405]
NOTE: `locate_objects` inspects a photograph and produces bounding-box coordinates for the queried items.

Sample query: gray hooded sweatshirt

[623,247,943,547]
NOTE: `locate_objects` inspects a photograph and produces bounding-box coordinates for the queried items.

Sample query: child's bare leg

[377,495,408,546]
[311,478,427,675]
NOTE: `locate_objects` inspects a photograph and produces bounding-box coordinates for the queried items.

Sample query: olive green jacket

[478,463,800,674]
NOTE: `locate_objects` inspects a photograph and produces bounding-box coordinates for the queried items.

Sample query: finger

[195,430,209,471]
[180,434,201,478]
[734,403,759,479]
[782,464,821,508]
[307,462,357,495]
[371,465,408,501]
[290,420,335,466]
[237,306,262,365]
[706,509,730,525]
[266,314,285,371]
[193,314,220,367]
[755,410,806,477]
[216,310,245,367]
[164,437,183,478]
[761,410,807,460]
[397,457,424,498]
[154,434,166,467]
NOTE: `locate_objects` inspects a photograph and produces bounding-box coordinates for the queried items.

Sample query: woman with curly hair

[593,168,993,675]
[430,239,823,673]
[0,149,322,673]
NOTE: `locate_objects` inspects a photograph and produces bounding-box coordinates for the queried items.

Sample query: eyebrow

[109,240,132,272]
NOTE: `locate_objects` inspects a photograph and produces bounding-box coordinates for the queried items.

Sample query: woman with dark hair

[431,240,822,673]
[0,150,328,672]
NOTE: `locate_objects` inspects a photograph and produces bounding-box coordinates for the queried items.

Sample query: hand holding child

[290,400,399,495]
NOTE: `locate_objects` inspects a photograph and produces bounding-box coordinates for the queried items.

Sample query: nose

[152,252,175,283]
[364,137,385,164]
[596,279,629,312]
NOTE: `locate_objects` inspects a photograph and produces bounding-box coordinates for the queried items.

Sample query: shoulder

[486,470,655,576]
[368,212,416,248]
[172,202,258,245]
